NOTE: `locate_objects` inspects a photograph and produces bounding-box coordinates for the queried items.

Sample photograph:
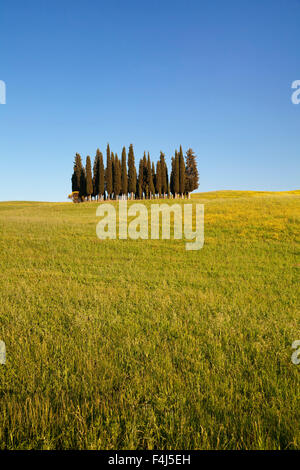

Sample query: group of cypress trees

[71,144,199,201]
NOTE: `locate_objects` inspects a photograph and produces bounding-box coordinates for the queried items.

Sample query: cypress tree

[118,158,122,195]
[113,154,121,199]
[160,152,167,197]
[156,161,162,198]
[121,146,128,199]
[106,144,113,200]
[170,156,175,197]
[111,152,115,198]
[72,153,83,193]
[152,162,156,198]
[71,145,189,201]
[185,148,199,198]
[80,167,86,201]
[174,150,180,198]
[138,180,143,199]
[128,144,137,199]
[147,153,154,199]
[179,145,185,198]
[142,152,148,198]
[85,156,93,201]
[93,149,101,200]
[98,151,105,200]
[71,172,77,193]
[138,158,144,199]
[166,166,170,198]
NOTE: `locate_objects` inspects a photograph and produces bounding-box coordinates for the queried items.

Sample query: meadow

[0,190,299,450]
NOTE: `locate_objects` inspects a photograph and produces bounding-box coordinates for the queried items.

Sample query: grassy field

[0,190,299,450]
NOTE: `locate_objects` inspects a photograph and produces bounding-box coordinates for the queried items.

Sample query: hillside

[0,191,299,449]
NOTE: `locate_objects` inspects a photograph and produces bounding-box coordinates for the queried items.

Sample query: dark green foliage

[93,149,104,199]
[142,152,148,197]
[170,156,175,196]
[71,153,85,199]
[160,152,167,196]
[147,153,154,198]
[111,152,115,194]
[71,172,77,193]
[179,145,186,197]
[79,167,86,200]
[93,149,101,198]
[71,143,196,201]
[121,146,128,197]
[113,154,121,199]
[106,144,113,199]
[138,158,144,199]
[174,150,180,197]
[185,148,199,196]
[152,162,156,197]
[156,161,162,197]
[72,153,83,192]
[85,156,93,199]
[166,167,170,197]
[128,144,137,198]
[98,151,105,198]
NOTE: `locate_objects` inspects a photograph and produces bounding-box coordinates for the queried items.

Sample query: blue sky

[0,0,299,201]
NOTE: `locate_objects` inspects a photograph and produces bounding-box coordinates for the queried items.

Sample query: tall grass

[0,191,299,449]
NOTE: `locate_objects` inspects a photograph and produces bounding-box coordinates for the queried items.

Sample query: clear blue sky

[0,0,299,201]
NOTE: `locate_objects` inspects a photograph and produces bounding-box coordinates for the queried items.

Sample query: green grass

[0,191,299,450]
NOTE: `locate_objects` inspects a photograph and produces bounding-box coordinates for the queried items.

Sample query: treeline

[71,144,199,202]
